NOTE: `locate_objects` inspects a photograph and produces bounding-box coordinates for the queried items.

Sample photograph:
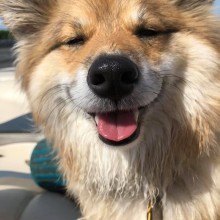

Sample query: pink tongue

[97,111,137,142]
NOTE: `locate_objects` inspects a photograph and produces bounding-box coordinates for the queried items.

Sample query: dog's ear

[0,0,56,40]
[171,0,214,9]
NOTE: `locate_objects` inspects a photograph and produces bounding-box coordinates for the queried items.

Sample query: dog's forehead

[59,0,167,25]
[61,0,142,12]
[56,0,177,34]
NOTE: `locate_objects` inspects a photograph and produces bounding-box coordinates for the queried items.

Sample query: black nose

[87,55,140,101]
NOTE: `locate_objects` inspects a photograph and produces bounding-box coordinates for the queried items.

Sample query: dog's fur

[1,0,220,219]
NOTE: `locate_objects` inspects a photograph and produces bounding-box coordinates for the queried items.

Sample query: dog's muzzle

[87,55,141,146]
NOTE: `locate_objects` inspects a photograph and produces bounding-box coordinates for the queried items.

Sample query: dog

[1,0,220,219]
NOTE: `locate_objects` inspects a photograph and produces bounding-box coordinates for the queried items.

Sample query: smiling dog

[1,0,220,219]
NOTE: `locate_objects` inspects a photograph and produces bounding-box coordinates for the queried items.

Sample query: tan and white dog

[1,0,220,219]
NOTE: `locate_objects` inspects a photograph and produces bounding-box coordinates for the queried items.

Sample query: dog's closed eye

[135,27,160,38]
[135,27,177,39]
[65,36,86,46]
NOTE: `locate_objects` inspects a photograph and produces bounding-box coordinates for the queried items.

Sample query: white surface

[0,17,7,30]
[0,143,36,174]
[0,67,30,123]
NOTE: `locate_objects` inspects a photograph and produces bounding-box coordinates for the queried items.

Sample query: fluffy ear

[171,0,214,9]
[0,0,56,40]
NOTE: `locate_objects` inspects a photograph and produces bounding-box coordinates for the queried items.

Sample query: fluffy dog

[1,0,220,219]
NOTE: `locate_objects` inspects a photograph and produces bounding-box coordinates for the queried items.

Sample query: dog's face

[1,0,220,196]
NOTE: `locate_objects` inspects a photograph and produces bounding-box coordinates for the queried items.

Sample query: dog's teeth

[95,115,99,125]
[135,110,139,122]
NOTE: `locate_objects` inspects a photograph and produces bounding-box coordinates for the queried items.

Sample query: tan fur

[1,0,220,219]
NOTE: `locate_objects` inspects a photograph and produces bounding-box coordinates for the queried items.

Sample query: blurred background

[0,7,43,185]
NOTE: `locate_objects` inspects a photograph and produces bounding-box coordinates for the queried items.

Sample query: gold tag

[147,201,153,220]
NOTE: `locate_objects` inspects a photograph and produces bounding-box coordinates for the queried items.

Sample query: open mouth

[93,109,143,146]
